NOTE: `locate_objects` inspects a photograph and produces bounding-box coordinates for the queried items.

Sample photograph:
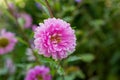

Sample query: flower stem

[44,0,54,18]
[57,61,65,80]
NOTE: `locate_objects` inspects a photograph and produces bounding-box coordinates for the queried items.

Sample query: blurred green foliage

[0,0,120,80]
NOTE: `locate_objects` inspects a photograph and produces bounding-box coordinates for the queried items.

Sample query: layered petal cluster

[25,66,52,80]
[34,18,76,60]
[0,29,17,54]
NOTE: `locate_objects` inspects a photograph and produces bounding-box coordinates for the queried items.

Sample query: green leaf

[42,6,50,17]
[17,37,28,46]
[0,68,8,75]
[35,0,49,17]
[38,56,65,75]
[35,0,46,6]
[57,66,65,76]
[64,75,75,80]
[90,19,105,30]
[17,17,25,28]
[64,68,85,80]
[66,54,95,63]
[76,70,85,79]
[80,54,95,63]
[66,56,81,62]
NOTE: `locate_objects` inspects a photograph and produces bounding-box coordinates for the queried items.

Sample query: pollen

[37,75,43,80]
[50,34,61,44]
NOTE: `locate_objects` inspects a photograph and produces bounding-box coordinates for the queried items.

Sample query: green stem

[44,0,54,18]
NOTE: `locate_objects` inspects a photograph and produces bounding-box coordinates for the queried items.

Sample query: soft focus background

[0,0,120,80]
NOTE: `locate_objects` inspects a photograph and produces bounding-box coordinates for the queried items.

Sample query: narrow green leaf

[17,37,28,46]
[80,54,95,63]
[66,54,95,63]
[66,56,81,62]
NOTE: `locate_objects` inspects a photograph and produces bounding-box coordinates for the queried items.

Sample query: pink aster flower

[0,29,17,54]
[20,13,32,28]
[25,66,52,80]
[34,18,76,60]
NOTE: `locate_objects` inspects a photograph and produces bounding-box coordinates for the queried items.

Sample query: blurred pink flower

[32,24,38,31]
[20,13,32,28]
[8,2,15,11]
[34,18,76,60]
[5,58,16,74]
[75,0,81,3]
[25,66,52,80]
[8,2,18,18]
[35,2,42,10]
[26,48,35,61]
[0,29,17,54]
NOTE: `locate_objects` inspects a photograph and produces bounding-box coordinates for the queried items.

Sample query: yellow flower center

[50,34,61,44]
[37,75,43,80]
[0,37,9,48]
